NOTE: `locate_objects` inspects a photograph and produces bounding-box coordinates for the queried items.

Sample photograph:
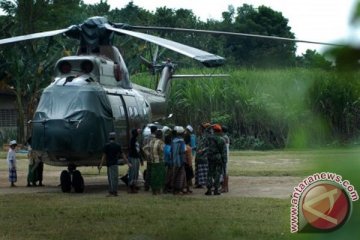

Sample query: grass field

[0,194,289,240]
[0,149,359,240]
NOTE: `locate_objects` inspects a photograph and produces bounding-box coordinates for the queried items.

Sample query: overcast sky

[84,0,359,55]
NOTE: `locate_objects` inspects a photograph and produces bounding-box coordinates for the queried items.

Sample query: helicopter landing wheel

[72,170,85,193]
[60,170,71,193]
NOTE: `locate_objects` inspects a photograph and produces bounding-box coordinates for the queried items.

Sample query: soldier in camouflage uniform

[205,124,226,196]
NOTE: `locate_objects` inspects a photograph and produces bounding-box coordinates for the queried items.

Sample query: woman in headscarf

[171,126,187,195]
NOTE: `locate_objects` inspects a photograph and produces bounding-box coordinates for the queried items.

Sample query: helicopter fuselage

[31,51,171,167]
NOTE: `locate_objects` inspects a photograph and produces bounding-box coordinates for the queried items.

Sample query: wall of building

[0,92,18,146]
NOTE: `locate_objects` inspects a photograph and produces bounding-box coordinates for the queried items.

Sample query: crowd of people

[101,122,230,197]
[4,122,230,197]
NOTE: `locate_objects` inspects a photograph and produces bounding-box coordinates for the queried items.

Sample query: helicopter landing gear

[60,164,85,193]
[72,170,85,193]
[60,170,71,192]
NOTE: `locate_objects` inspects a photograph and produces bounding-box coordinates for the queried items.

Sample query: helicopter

[0,16,226,193]
[0,16,341,193]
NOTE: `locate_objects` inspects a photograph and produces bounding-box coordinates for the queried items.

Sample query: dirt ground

[0,160,301,198]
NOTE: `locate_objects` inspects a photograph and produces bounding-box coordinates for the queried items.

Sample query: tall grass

[132,68,360,149]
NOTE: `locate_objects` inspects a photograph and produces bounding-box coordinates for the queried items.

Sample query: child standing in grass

[7,140,17,187]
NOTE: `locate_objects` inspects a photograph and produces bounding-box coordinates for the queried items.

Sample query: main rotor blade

[0,28,72,45]
[105,24,225,67]
[131,26,345,47]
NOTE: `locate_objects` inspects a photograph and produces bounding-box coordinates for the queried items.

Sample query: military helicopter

[0,16,341,193]
[0,16,226,192]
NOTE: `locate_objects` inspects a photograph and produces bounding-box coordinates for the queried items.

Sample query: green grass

[0,194,290,240]
[0,149,359,239]
[228,150,313,176]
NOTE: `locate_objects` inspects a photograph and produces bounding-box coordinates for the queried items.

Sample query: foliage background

[0,0,359,149]
[133,69,360,149]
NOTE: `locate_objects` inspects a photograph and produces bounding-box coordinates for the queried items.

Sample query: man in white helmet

[7,140,18,187]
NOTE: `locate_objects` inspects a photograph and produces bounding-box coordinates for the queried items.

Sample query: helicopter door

[107,94,129,150]
[122,95,143,130]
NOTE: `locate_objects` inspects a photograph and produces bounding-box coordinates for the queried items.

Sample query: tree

[108,1,152,24]
[222,5,235,25]
[325,0,360,71]
[0,0,83,143]
[82,0,110,17]
[222,4,296,68]
[296,49,333,70]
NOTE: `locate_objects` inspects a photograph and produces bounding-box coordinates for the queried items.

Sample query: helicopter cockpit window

[100,63,118,86]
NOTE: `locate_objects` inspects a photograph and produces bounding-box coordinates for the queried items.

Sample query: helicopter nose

[31,116,106,154]
[32,119,74,153]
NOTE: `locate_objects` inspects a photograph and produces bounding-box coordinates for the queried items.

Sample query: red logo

[301,183,350,231]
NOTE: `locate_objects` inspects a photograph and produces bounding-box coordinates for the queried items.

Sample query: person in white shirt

[7,140,17,187]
